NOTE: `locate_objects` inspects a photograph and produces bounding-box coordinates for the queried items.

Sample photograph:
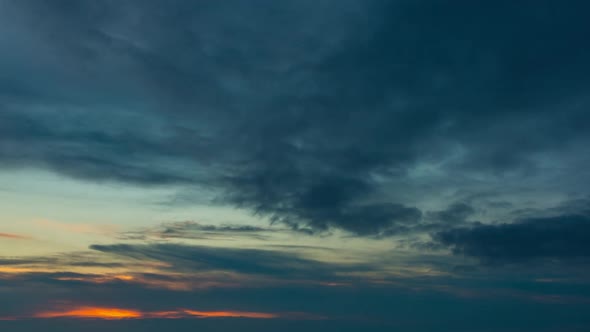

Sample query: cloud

[89,243,362,278]
[0,252,142,275]
[428,203,475,225]
[118,221,275,241]
[5,238,356,289]
[2,268,590,332]
[1,0,590,238]
[434,213,590,264]
[35,219,119,236]
[3,2,590,330]
[0,232,31,240]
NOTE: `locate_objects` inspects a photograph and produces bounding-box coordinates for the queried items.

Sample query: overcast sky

[1,1,590,331]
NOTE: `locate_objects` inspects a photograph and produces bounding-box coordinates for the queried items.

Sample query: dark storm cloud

[1,0,590,235]
[435,213,590,264]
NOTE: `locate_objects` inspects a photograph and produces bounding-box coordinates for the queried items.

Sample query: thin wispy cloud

[0,232,31,240]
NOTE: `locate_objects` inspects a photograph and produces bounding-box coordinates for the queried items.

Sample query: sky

[1,0,590,331]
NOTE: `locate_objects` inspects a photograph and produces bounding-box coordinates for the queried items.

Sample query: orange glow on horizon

[115,275,135,281]
[35,307,142,320]
[28,306,281,320]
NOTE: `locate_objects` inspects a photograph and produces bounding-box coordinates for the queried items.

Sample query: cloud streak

[88,243,366,279]
[118,221,276,241]
[0,232,31,240]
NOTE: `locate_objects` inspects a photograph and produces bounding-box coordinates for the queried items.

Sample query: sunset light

[35,307,142,320]
[25,306,280,320]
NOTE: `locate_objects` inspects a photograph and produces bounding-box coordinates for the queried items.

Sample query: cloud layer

[1,0,590,238]
[2,2,590,330]
[436,213,590,264]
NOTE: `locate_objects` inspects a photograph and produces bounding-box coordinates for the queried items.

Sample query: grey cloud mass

[0,1,590,243]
